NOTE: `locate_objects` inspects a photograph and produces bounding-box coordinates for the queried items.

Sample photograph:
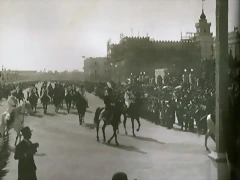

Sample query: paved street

[0,83,216,180]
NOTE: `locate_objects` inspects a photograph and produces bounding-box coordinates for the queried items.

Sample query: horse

[47,85,54,103]
[53,87,62,113]
[94,102,122,145]
[197,113,216,151]
[40,89,50,114]
[28,93,38,113]
[65,89,73,113]
[16,88,25,104]
[74,91,88,125]
[119,97,142,136]
[0,101,34,146]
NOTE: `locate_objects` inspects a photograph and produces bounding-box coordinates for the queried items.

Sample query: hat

[112,172,128,180]
[21,126,33,136]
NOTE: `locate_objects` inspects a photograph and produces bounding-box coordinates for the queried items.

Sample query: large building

[107,36,201,82]
[83,57,109,82]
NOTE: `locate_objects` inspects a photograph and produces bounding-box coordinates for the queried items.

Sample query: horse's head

[21,101,34,116]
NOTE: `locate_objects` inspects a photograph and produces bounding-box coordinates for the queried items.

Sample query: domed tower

[194,6,214,60]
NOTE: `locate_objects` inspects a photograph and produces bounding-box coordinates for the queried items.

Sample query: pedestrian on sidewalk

[14,126,39,180]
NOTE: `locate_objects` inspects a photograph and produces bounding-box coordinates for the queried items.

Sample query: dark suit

[14,140,37,180]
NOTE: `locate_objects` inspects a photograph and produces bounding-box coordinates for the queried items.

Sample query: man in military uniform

[6,90,18,128]
[103,88,115,122]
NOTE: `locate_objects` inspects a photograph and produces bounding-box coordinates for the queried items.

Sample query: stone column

[208,0,230,179]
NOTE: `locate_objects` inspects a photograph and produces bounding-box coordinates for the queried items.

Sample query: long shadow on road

[86,109,93,113]
[58,112,68,115]
[45,113,57,116]
[33,114,44,118]
[133,136,165,144]
[83,123,95,130]
[103,142,147,155]
[119,134,165,145]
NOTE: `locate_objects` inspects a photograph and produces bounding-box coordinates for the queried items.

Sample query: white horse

[197,113,216,151]
[0,101,34,146]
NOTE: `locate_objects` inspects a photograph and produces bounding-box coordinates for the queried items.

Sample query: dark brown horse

[94,101,122,145]
[117,96,142,136]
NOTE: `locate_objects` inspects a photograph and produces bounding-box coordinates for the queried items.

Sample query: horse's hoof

[97,138,99,142]
[125,131,128,135]
[116,142,119,146]
[136,128,140,132]
[205,147,209,151]
[133,134,136,137]
[103,139,106,142]
[107,140,110,144]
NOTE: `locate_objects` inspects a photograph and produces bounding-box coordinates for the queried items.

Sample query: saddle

[100,107,114,123]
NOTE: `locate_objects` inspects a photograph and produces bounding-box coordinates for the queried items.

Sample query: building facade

[107,36,201,83]
[83,57,109,82]
[228,27,240,61]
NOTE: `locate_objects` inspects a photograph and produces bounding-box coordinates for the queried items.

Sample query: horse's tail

[196,114,208,137]
[94,107,102,125]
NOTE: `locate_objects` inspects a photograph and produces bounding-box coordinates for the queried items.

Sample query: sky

[0,0,239,71]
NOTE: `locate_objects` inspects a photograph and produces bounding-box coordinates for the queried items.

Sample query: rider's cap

[21,126,33,136]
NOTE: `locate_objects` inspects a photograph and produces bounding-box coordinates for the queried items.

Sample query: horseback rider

[104,88,115,121]
[27,84,39,100]
[124,87,135,108]
[6,90,18,127]
[80,85,88,107]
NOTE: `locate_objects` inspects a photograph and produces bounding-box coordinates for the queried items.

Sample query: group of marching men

[4,81,89,126]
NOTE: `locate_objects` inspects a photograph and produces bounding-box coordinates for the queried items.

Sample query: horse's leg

[15,135,19,146]
[210,134,216,142]
[136,116,141,132]
[78,109,82,125]
[108,126,119,146]
[108,126,115,144]
[19,134,22,143]
[123,114,128,135]
[96,121,100,142]
[131,118,136,137]
[114,127,119,145]
[205,130,211,151]
[102,122,107,142]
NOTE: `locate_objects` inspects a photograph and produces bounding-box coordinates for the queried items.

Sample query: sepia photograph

[0,0,239,179]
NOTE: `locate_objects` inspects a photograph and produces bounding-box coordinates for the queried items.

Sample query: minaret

[194,0,214,60]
